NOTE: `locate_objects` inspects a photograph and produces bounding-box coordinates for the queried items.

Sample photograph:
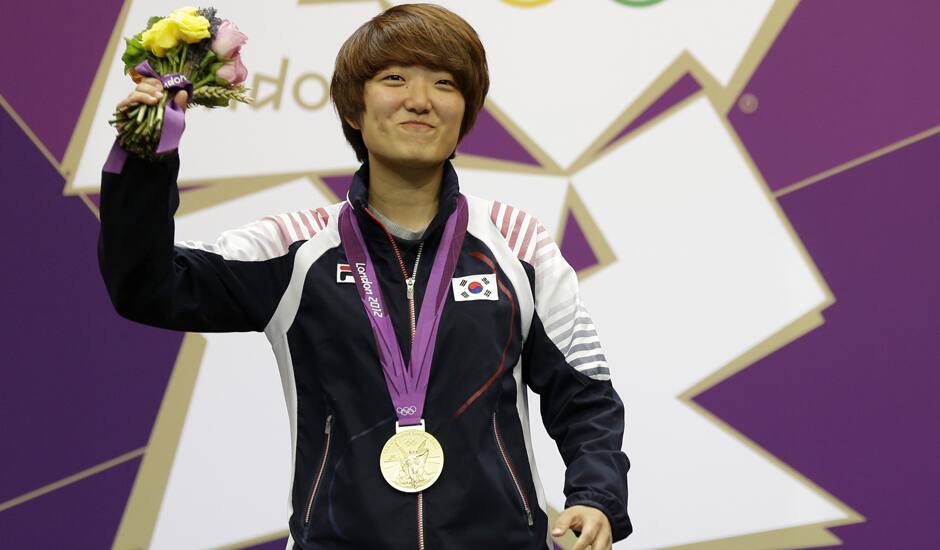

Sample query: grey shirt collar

[367,204,428,242]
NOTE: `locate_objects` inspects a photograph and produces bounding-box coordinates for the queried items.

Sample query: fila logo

[452,274,498,302]
[336,263,355,284]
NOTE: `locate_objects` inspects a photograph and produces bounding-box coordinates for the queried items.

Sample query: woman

[100,4,630,549]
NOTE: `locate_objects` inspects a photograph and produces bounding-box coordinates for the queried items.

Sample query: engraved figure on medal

[398,439,429,487]
[380,431,444,492]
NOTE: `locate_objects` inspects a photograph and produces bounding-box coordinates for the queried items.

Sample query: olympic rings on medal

[396,406,417,416]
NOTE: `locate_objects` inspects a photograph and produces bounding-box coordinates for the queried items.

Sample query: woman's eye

[437,79,455,87]
[383,74,404,82]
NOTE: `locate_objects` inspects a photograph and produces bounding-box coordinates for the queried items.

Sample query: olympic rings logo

[396,406,418,416]
[501,0,666,7]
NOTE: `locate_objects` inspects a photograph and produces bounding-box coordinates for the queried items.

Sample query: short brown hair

[331,4,490,162]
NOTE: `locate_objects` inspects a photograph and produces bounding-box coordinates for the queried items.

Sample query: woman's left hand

[552,504,612,550]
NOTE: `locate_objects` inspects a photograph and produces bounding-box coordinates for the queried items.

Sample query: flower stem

[194,75,215,89]
[197,50,217,72]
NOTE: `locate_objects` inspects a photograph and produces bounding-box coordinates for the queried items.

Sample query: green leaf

[121,38,147,72]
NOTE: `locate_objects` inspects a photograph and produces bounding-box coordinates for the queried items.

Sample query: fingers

[552,508,577,539]
[555,506,612,550]
[115,77,165,111]
[572,520,600,550]
[173,89,190,110]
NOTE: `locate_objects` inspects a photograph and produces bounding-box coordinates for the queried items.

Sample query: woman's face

[350,65,466,168]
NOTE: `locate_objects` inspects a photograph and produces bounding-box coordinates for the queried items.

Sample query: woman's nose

[403,82,431,113]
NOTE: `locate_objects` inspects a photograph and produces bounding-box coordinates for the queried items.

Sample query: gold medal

[379,421,444,493]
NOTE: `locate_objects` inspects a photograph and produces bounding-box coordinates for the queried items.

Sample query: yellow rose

[168,6,199,18]
[168,7,211,43]
[141,18,180,57]
[140,7,210,57]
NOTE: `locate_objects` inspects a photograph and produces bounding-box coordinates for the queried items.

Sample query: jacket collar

[346,160,461,242]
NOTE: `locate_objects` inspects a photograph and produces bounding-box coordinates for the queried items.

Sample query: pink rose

[211,20,247,58]
[216,54,248,85]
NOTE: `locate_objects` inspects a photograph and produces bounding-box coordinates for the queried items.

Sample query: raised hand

[116,77,188,111]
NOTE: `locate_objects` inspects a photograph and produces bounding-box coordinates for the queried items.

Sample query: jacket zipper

[367,207,428,548]
[493,412,534,526]
[410,244,425,550]
[404,243,426,549]
[417,492,426,550]
[304,413,333,525]
[363,207,424,341]
[405,242,424,340]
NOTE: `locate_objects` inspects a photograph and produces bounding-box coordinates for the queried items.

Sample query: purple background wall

[2,1,938,548]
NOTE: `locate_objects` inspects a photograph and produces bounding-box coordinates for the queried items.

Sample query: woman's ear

[344,115,361,130]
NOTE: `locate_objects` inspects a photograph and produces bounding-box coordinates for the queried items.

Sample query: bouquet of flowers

[109,6,251,160]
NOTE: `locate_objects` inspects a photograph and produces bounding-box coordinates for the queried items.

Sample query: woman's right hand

[116,77,189,111]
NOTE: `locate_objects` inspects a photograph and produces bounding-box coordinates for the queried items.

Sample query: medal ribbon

[339,196,468,426]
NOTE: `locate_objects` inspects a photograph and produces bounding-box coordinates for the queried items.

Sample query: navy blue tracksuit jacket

[98,152,631,549]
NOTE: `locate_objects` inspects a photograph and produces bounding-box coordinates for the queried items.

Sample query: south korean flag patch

[452,274,498,302]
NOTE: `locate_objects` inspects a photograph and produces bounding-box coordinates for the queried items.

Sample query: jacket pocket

[492,412,534,526]
[304,412,334,526]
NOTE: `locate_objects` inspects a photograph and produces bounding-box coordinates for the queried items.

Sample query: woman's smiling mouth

[400,120,435,129]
